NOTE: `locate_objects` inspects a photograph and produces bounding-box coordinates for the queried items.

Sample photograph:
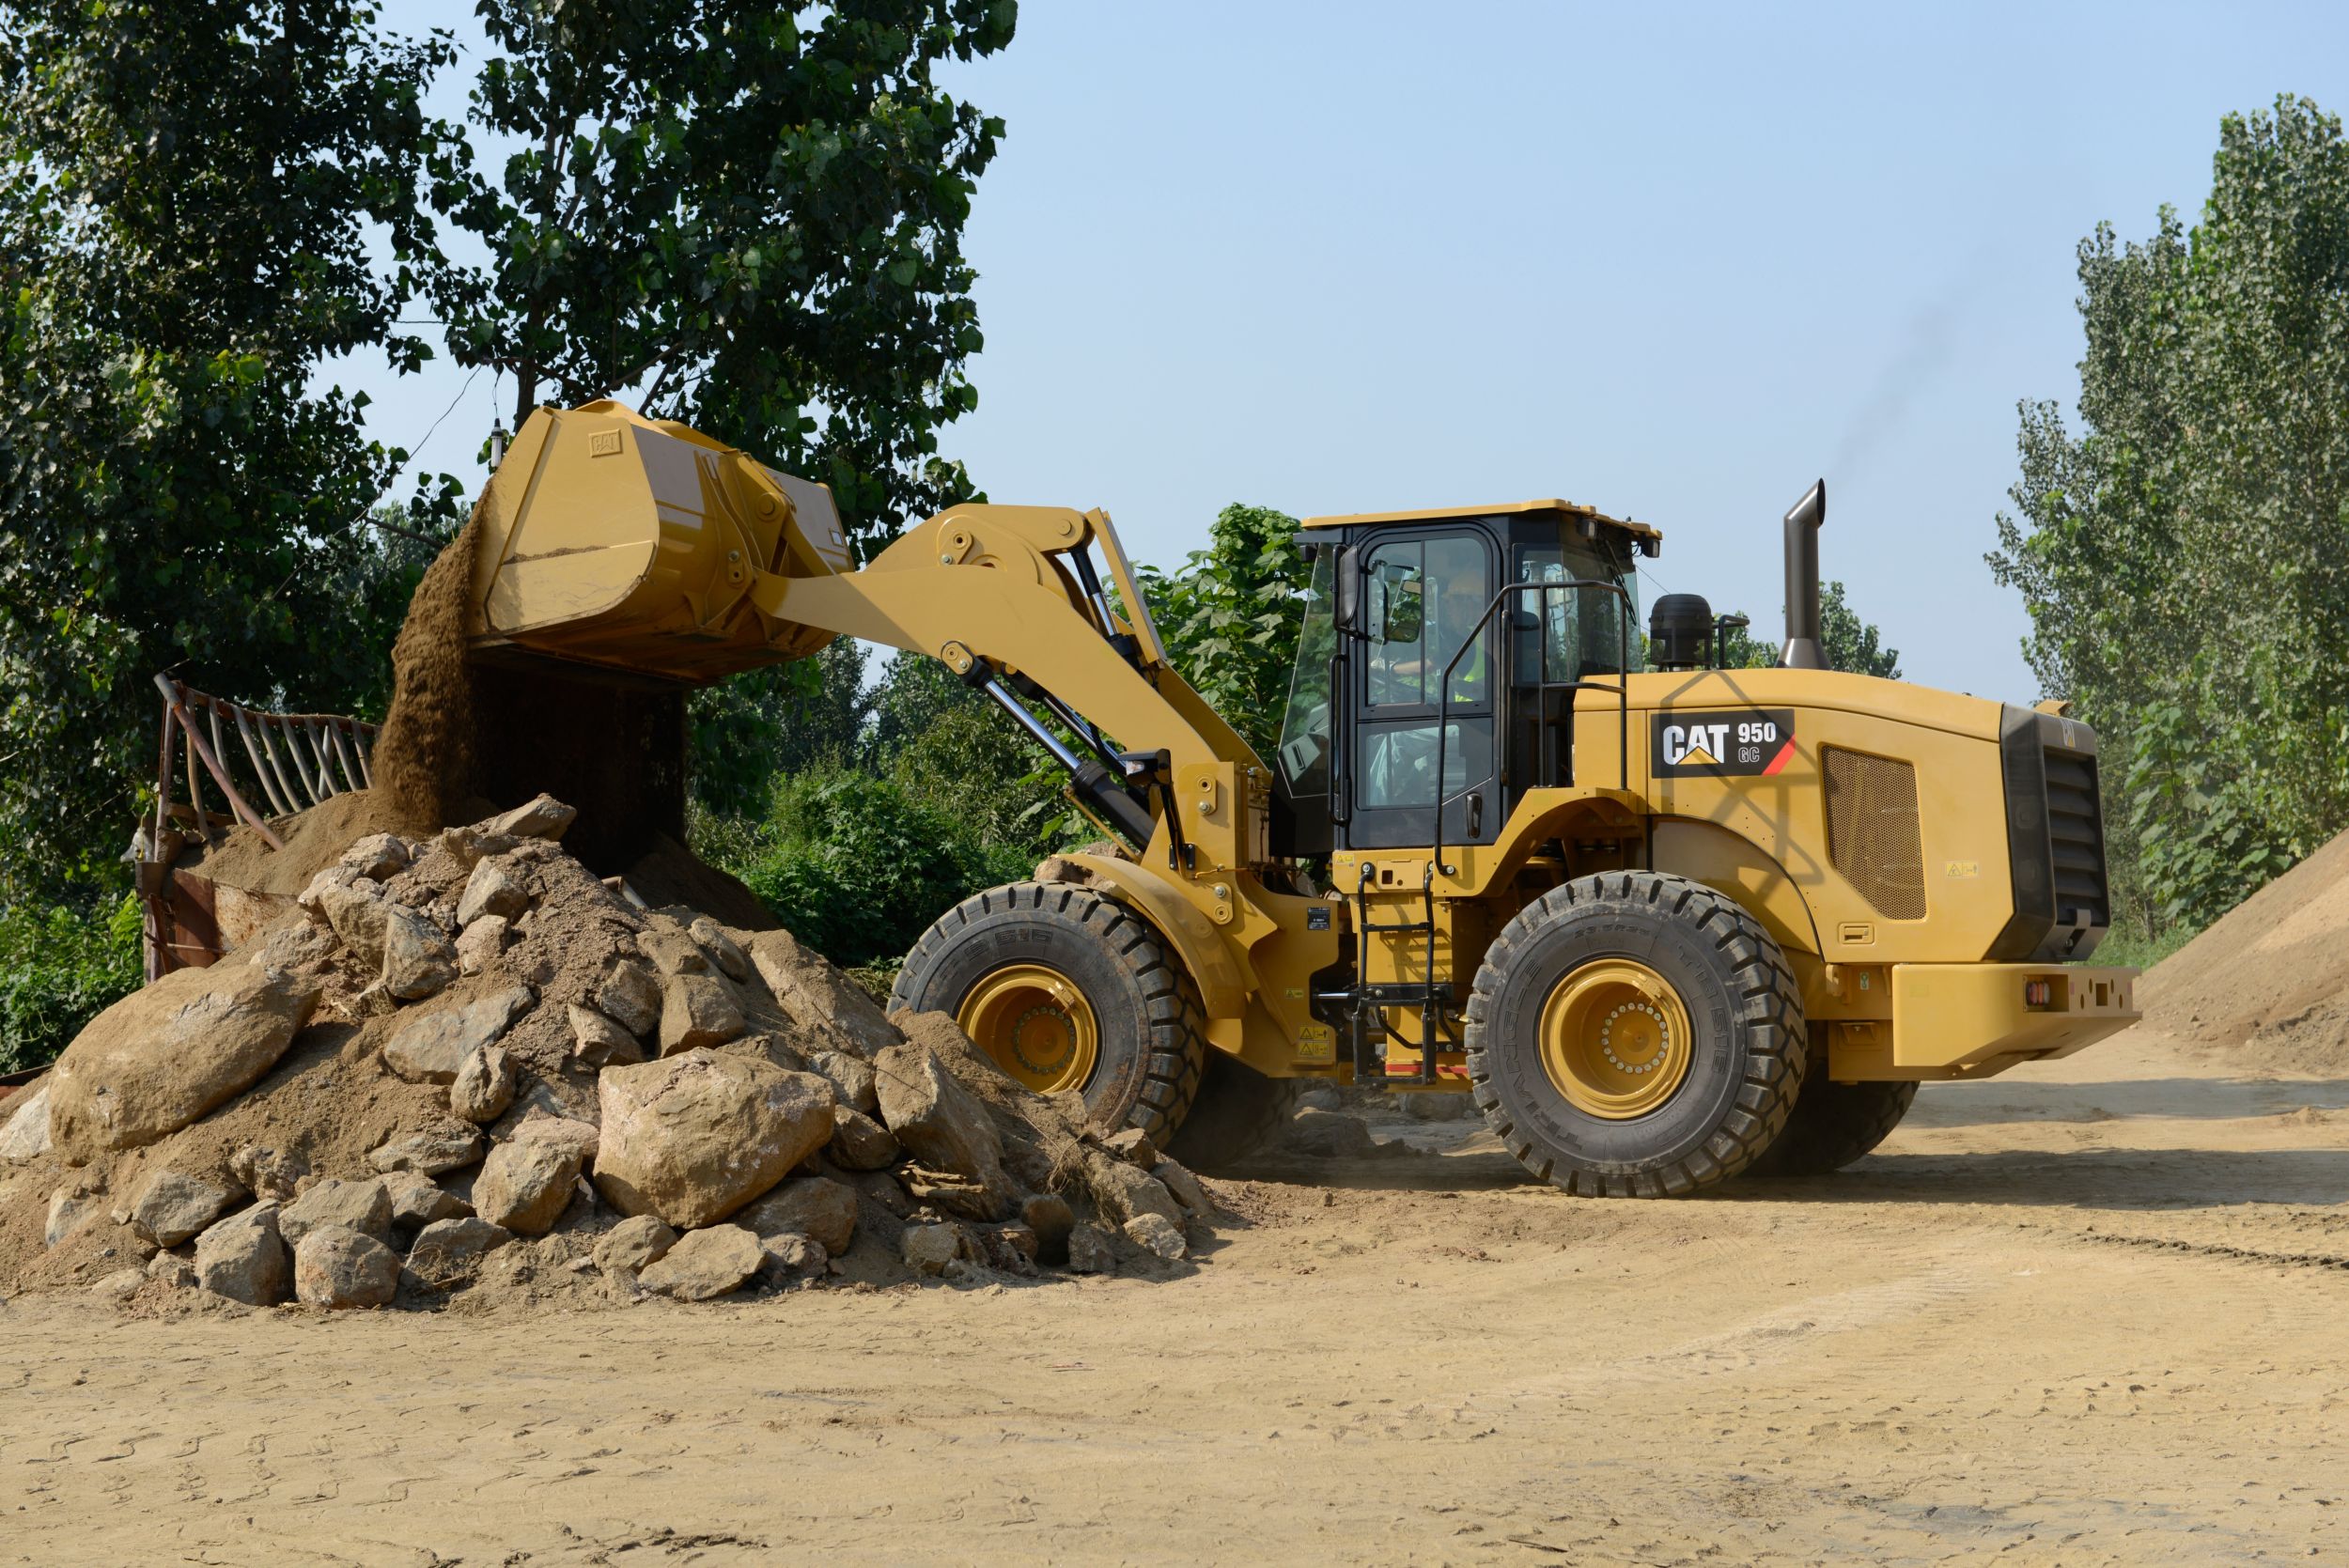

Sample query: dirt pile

[372,503,485,837]
[0,798,1223,1312]
[2138,825,2349,1077]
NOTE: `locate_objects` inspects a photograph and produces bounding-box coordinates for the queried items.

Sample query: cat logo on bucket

[1653,708,1798,779]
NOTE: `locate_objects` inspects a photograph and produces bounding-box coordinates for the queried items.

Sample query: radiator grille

[2043,746,2110,925]
[1823,748,1926,920]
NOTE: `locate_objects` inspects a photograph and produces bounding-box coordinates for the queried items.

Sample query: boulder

[92,1267,146,1299]
[229,1143,309,1202]
[638,1224,764,1300]
[319,881,394,967]
[472,1137,582,1235]
[369,1123,487,1175]
[593,1213,677,1275]
[486,793,577,841]
[980,1222,1040,1266]
[568,1003,645,1069]
[659,972,744,1054]
[1285,1107,1378,1158]
[873,1038,1013,1219]
[1087,1155,1183,1229]
[1152,1158,1214,1218]
[1066,1222,1117,1274]
[129,1171,245,1248]
[1103,1127,1161,1168]
[381,904,459,1001]
[1124,1211,1187,1260]
[593,1050,835,1228]
[688,917,753,982]
[255,920,337,975]
[379,1169,465,1229]
[402,1217,512,1289]
[637,914,711,978]
[46,962,317,1161]
[449,1044,518,1123]
[751,928,902,1059]
[382,986,534,1084]
[435,824,518,870]
[293,1225,399,1309]
[901,1222,966,1277]
[594,959,663,1038]
[456,856,532,928]
[827,1106,901,1171]
[455,914,511,976]
[146,1250,197,1290]
[195,1203,290,1305]
[735,1175,858,1255]
[44,1183,103,1248]
[280,1177,393,1247]
[804,1048,879,1115]
[0,1082,51,1163]
[339,832,411,880]
[759,1232,828,1281]
[510,1114,600,1171]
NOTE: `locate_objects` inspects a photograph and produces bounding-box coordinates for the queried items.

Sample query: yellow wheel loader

[462,400,2139,1194]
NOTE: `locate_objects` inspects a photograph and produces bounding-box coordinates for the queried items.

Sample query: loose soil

[3,1023,2344,1565]
[372,503,484,836]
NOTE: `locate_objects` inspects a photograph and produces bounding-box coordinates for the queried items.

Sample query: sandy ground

[4,1026,2346,1566]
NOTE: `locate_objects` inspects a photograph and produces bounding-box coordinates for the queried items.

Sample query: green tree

[1718,581,1903,678]
[1134,503,1313,761]
[688,640,871,818]
[0,0,459,905]
[428,0,1016,555]
[1989,95,2349,931]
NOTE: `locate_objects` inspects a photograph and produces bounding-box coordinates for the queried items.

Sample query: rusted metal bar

[308,720,345,796]
[324,719,361,793]
[233,704,293,816]
[152,675,283,850]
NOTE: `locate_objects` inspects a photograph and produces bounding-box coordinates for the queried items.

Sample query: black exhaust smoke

[1779,479,1827,670]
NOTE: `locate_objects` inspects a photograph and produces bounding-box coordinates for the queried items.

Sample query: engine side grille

[1823,748,1926,920]
[2043,746,2110,926]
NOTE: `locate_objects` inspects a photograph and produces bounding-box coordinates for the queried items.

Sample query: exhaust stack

[1779,479,1827,670]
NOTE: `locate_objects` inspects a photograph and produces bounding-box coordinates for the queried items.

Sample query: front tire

[1165,1051,1302,1172]
[1464,872,1805,1197]
[891,882,1206,1143]
[1746,1059,1917,1176]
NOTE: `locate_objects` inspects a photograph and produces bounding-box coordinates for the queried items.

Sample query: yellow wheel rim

[1537,958,1693,1119]
[957,963,1099,1094]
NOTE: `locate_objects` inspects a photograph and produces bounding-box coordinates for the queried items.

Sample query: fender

[1063,852,1249,1026]
[1650,816,1824,958]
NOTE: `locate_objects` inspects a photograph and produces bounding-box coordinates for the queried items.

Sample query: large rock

[804,1049,878,1115]
[1123,1211,1187,1260]
[593,1050,834,1228]
[369,1122,487,1175]
[339,832,411,880]
[129,1170,245,1248]
[380,904,459,1001]
[637,915,710,978]
[510,1114,599,1170]
[735,1175,858,1255]
[280,1177,393,1247]
[44,1183,103,1247]
[827,1105,901,1171]
[568,1003,645,1068]
[0,1082,52,1163]
[379,1169,466,1229]
[637,1224,764,1300]
[382,986,534,1084]
[456,856,532,928]
[230,1143,308,1201]
[593,1213,677,1275]
[195,1203,290,1305]
[901,1222,966,1277]
[449,1044,517,1123]
[1285,1107,1378,1158]
[402,1217,512,1289]
[1152,1157,1214,1218]
[659,972,744,1055]
[751,928,901,1059]
[455,915,510,976]
[486,793,577,841]
[318,881,394,967]
[595,958,663,1038]
[46,962,318,1162]
[472,1137,582,1235]
[873,1038,1013,1219]
[688,917,752,982]
[293,1225,399,1308]
[1087,1154,1183,1229]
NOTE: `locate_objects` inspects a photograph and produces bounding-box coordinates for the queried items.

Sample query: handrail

[148,676,381,852]
[1432,578,1635,877]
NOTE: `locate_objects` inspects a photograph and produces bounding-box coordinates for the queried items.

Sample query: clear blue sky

[346,1,2346,698]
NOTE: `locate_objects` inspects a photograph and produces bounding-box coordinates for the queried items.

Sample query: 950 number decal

[1652,708,1797,778]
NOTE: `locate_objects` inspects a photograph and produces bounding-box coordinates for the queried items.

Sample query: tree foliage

[1718,581,1903,679]
[1990,95,2349,930]
[429,0,1016,554]
[1133,503,1312,761]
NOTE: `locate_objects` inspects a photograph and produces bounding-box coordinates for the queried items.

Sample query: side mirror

[1335,546,1361,629]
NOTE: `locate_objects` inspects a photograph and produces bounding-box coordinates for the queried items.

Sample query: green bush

[0,895,143,1075]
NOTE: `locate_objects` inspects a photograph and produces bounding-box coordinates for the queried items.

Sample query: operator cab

[1272,500,1659,859]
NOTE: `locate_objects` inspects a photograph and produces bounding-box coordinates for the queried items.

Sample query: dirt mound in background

[180,790,413,898]
[372,504,485,836]
[2139,826,2349,1077]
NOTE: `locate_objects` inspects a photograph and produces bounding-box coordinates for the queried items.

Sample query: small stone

[379,1169,465,1229]
[1066,1222,1117,1274]
[1285,1106,1377,1158]
[340,832,412,880]
[0,1082,52,1163]
[594,959,662,1038]
[455,915,510,976]
[402,1217,512,1288]
[638,1224,764,1300]
[1103,1127,1160,1168]
[1020,1192,1076,1264]
[1152,1157,1214,1218]
[383,986,535,1083]
[449,1044,518,1123]
[195,1203,290,1305]
[297,863,361,923]
[229,1143,310,1203]
[472,1137,582,1235]
[369,1123,487,1175]
[901,1222,965,1277]
[147,1250,198,1289]
[760,1232,828,1281]
[92,1267,146,1299]
[456,857,532,928]
[280,1177,394,1248]
[129,1171,245,1248]
[510,1114,600,1170]
[1124,1211,1187,1260]
[1088,1154,1184,1229]
[983,1222,1040,1265]
[638,915,711,978]
[293,1225,399,1308]
[735,1176,858,1255]
[44,1184,104,1248]
[568,1003,645,1068]
[593,1214,677,1275]
[486,793,576,841]
[827,1105,901,1171]
[688,917,753,982]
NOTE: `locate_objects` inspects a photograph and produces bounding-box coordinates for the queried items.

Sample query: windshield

[1514,541,1638,681]
[1275,549,1338,796]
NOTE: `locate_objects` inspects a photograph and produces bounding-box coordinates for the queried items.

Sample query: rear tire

[1165,1051,1302,1172]
[1464,871,1805,1197]
[1747,1062,1918,1176]
[891,882,1206,1143]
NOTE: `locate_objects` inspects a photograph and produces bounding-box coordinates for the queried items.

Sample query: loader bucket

[467,400,852,684]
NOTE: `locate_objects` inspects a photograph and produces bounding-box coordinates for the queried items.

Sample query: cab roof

[1297,497,1662,551]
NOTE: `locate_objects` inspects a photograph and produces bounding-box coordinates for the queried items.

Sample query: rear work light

[2023,979,2055,1009]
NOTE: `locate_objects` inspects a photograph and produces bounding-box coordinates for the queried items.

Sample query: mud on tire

[890,881,1206,1143]
[1464,871,1806,1198]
